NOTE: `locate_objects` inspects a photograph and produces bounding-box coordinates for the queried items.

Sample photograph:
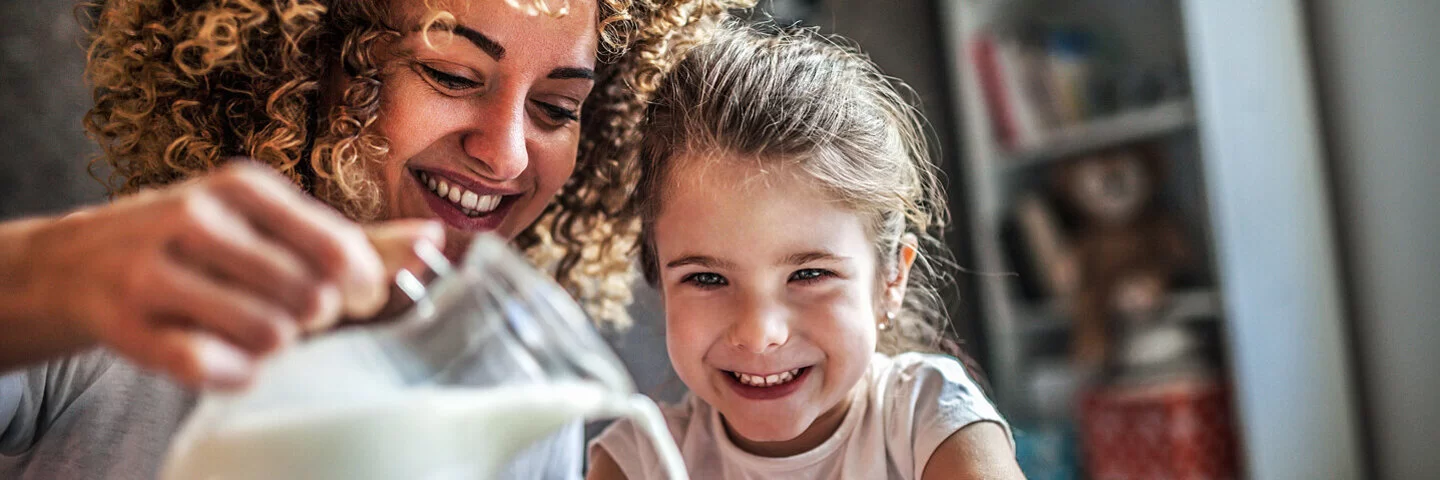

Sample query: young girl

[588,24,1024,480]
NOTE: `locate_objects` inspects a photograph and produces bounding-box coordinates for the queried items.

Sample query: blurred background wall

[0,1,106,219]
[1308,1,1440,478]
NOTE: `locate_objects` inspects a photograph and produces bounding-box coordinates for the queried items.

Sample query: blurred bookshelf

[1001,99,1196,172]
[1015,288,1220,337]
[939,0,1243,478]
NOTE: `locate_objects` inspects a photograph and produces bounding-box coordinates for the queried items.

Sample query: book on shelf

[968,29,1087,152]
[967,25,1191,160]
[969,30,1018,149]
[969,30,1053,151]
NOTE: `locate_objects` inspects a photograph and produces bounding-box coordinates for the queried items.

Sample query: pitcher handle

[393,241,456,319]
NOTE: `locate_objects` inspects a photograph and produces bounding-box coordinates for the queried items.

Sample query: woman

[0,0,746,478]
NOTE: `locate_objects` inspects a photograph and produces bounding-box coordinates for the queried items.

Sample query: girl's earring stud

[878,311,895,332]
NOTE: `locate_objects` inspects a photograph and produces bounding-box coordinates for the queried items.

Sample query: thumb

[365,219,446,279]
[346,220,446,323]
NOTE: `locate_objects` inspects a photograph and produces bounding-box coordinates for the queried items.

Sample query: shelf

[1000,99,1197,171]
[1015,288,1222,337]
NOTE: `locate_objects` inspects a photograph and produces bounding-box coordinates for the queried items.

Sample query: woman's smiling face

[368,0,598,259]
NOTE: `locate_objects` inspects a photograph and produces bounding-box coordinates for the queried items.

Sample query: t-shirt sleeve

[0,367,36,454]
[0,350,115,455]
[883,353,1014,478]
[589,418,661,480]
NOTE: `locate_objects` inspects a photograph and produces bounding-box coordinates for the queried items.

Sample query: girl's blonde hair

[634,23,962,356]
[81,0,751,327]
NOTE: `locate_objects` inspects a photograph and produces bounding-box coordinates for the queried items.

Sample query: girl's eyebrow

[665,255,736,270]
[782,250,848,266]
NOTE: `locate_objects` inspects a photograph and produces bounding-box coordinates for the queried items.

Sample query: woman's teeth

[730,368,803,388]
[418,171,502,217]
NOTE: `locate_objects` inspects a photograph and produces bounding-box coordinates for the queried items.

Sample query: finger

[366,219,446,278]
[105,318,254,390]
[365,284,417,323]
[186,332,257,391]
[207,164,386,317]
[301,282,342,333]
[299,282,346,333]
[148,259,300,355]
[168,194,322,321]
[340,220,444,324]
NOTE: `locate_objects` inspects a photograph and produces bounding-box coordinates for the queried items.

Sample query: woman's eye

[789,268,834,284]
[681,272,728,288]
[419,63,481,91]
[532,101,579,125]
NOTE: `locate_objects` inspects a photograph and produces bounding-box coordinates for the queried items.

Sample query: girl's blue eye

[682,272,728,288]
[789,268,834,283]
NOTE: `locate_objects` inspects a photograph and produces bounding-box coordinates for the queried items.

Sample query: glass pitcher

[159,234,685,480]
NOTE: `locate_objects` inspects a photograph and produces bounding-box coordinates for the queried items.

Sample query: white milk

[160,382,687,480]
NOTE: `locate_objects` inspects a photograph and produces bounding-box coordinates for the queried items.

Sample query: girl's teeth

[437,181,449,197]
[447,187,462,203]
[461,191,479,209]
[733,368,803,387]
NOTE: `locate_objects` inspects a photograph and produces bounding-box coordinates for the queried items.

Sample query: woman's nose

[727,301,791,354]
[459,96,528,181]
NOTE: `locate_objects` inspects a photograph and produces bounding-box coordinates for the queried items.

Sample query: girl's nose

[459,96,527,181]
[727,301,790,354]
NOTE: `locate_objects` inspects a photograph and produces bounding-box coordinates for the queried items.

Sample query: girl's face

[368,0,598,259]
[652,154,909,455]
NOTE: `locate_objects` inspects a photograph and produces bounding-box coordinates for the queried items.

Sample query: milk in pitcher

[160,382,687,480]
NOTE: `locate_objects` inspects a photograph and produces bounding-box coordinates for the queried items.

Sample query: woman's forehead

[389,0,600,65]
[388,0,599,37]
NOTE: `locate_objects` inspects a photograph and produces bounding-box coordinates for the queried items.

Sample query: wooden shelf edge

[1001,99,1197,170]
[1015,288,1222,337]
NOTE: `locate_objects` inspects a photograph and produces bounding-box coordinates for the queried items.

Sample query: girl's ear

[884,233,919,314]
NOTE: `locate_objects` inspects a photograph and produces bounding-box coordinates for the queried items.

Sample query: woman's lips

[410,168,518,232]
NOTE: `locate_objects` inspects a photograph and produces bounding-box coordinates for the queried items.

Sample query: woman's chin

[441,228,474,261]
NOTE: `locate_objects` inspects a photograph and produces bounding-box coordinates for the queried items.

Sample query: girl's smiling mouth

[721,366,813,401]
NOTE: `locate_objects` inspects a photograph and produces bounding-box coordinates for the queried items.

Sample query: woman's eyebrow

[429,24,593,81]
[432,23,505,60]
[548,67,594,80]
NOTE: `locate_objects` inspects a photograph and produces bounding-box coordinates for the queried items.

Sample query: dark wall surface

[0,1,106,220]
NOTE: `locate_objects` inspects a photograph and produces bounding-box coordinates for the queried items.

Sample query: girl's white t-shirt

[590,352,1013,480]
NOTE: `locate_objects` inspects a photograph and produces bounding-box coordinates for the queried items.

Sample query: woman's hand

[0,163,442,390]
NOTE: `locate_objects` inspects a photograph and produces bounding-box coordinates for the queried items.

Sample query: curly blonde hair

[82,0,753,328]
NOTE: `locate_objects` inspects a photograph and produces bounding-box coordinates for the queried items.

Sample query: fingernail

[417,220,446,249]
[303,283,343,332]
[348,269,385,315]
[199,342,254,390]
